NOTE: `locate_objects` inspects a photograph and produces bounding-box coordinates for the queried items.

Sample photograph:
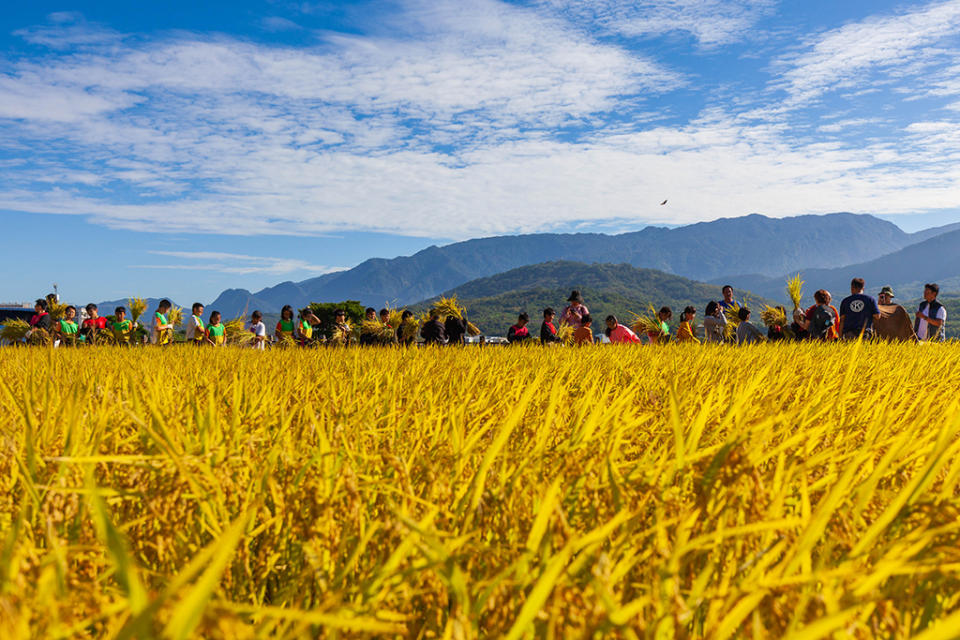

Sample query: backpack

[809,305,834,339]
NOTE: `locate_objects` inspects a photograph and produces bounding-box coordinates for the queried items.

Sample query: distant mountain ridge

[410,261,771,333]
[729,229,960,305]
[205,212,941,317]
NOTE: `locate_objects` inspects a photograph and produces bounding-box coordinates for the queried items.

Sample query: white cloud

[1,0,960,242]
[774,0,960,105]
[540,0,775,47]
[136,251,344,275]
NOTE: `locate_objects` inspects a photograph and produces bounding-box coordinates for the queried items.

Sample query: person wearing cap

[878,286,895,306]
[560,291,589,330]
[874,285,916,341]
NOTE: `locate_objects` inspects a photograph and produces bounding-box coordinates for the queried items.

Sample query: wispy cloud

[1,1,960,242]
[136,251,345,275]
[774,0,960,105]
[543,0,775,47]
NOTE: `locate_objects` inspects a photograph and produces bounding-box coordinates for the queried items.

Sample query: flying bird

[660,199,668,205]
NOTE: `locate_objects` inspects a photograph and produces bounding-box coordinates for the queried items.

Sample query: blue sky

[2,0,960,305]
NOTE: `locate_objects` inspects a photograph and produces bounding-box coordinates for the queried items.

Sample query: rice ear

[786,274,805,311]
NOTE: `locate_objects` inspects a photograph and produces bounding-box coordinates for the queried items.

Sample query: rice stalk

[787,274,805,311]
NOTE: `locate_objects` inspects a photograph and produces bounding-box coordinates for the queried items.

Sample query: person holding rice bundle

[206,311,226,346]
[647,307,673,344]
[560,290,589,330]
[186,302,206,345]
[275,305,296,343]
[54,305,79,346]
[397,310,417,346]
[81,303,107,342]
[112,306,132,345]
[421,309,447,344]
[676,306,700,343]
[151,299,174,345]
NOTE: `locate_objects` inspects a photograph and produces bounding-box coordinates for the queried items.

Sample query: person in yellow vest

[297,308,318,346]
[186,302,206,345]
[676,306,700,343]
[206,311,226,346]
[151,299,174,345]
[111,306,132,345]
[54,305,80,346]
[275,305,296,344]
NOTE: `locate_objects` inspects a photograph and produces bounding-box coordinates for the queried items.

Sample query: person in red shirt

[540,308,560,344]
[508,312,533,343]
[80,303,108,343]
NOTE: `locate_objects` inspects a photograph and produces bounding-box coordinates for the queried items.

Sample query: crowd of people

[506,282,946,345]
[18,279,948,348]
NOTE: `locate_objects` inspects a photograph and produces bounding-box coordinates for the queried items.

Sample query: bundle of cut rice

[723,303,742,340]
[167,306,184,327]
[330,321,353,346]
[128,297,148,323]
[360,319,397,344]
[631,306,664,338]
[47,298,67,320]
[27,327,51,346]
[786,274,804,311]
[224,317,255,345]
[0,319,30,343]
[399,318,419,342]
[555,321,575,346]
[760,305,787,328]
[432,295,482,336]
[383,306,405,330]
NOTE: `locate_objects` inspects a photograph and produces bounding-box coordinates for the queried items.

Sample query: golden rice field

[3,343,960,639]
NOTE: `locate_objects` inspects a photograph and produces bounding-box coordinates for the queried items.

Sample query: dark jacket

[30,313,52,331]
[540,321,560,344]
[445,316,466,345]
[420,319,447,344]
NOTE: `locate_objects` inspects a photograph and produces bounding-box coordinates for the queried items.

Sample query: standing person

[331,309,353,346]
[359,307,379,346]
[703,301,727,343]
[573,314,595,345]
[676,306,700,343]
[247,310,267,349]
[560,291,589,330]
[420,310,447,345]
[804,290,839,341]
[540,308,560,344]
[647,307,673,344]
[29,298,52,332]
[507,312,533,343]
[397,310,417,346]
[445,314,467,346]
[838,278,881,340]
[151,299,174,345]
[54,305,80,346]
[735,307,765,344]
[206,311,226,346]
[915,283,947,342]
[81,303,107,342]
[111,306,132,345]
[185,303,206,345]
[297,309,318,346]
[604,315,641,344]
[379,308,391,327]
[719,286,739,311]
[275,305,296,343]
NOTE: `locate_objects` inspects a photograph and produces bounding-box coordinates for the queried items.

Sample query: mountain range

[202,213,950,317]
[410,261,767,332]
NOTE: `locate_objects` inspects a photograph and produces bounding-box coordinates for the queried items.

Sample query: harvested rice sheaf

[128,297,148,323]
[787,273,805,311]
